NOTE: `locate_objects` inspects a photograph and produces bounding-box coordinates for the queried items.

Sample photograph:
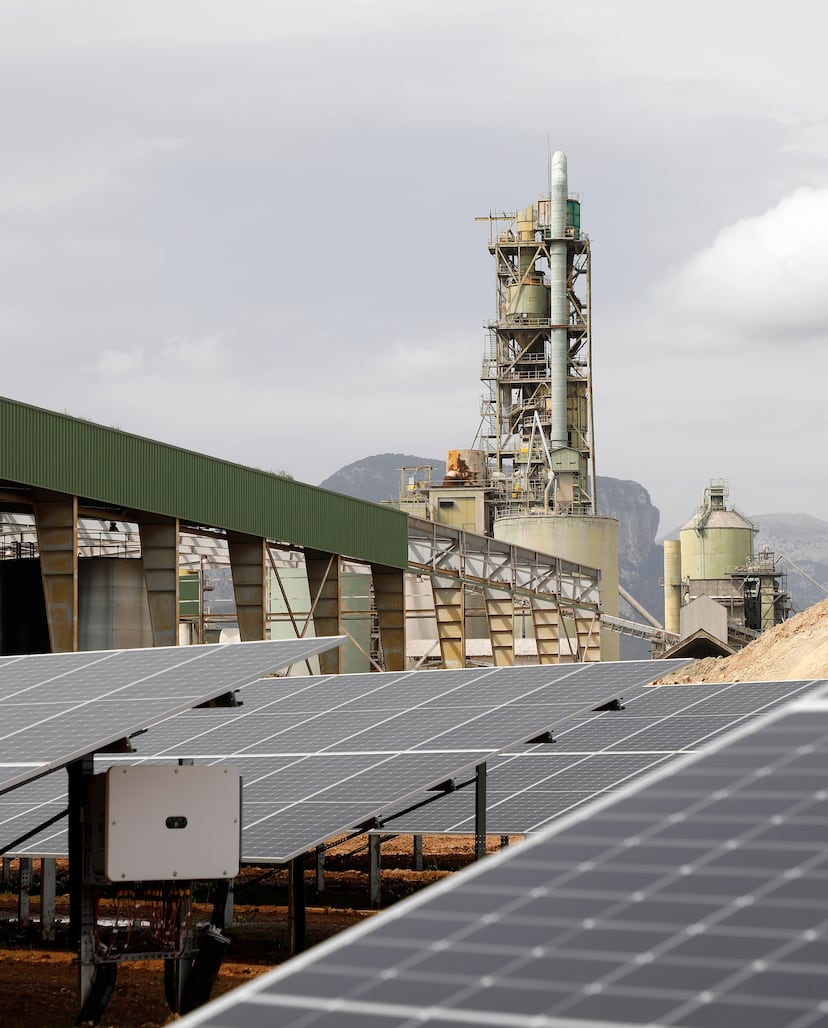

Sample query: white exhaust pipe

[549,150,568,451]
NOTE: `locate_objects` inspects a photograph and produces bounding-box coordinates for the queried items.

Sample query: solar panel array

[175,681,828,1028]
[0,637,341,795]
[2,660,686,862]
[380,679,824,836]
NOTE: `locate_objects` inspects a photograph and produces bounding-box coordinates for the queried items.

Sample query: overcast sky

[2,1,827,533]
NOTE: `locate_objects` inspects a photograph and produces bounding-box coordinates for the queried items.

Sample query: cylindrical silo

[493,514,619,660]
[663,539,682,636]
[679,486,755,580]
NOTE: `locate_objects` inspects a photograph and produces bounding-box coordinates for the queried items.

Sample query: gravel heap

[655,597,828,684]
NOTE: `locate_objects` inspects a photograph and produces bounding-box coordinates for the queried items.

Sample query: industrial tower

[401,152,619,661]
[476,151,596,520]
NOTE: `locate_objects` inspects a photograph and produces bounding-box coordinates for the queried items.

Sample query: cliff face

[595,476,664,658]
[596,476,660,569]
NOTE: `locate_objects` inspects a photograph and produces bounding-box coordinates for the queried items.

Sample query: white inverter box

[105,765,241,881]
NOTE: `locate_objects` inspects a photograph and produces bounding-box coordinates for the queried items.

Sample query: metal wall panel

[0,397,408,568]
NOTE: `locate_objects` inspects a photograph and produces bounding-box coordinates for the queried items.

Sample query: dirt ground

[0,836,498,1028]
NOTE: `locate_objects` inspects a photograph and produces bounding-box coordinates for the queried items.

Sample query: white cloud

[657,188,828,344]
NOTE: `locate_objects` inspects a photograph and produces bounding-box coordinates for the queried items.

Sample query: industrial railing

[493,500,595,520]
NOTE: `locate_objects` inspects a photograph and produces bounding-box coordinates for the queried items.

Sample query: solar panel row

[175,682,828,1028]
[0,637,342,795]
[2,660,689,862]
[380,679,824,836]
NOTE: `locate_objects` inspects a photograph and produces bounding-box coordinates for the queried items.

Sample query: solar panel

[0,637,342,795]
[380,679,825,835]
[173,680,828,1028]
[2,660,686,863]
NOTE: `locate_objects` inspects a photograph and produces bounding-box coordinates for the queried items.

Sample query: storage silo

[679,483,755,581]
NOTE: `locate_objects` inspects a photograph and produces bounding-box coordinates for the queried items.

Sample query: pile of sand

[656,597,828,684]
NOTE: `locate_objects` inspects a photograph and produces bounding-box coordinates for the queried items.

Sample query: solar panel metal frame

[173,679,828,1028]
[2,660,690,864]
[375,678,826,836]
[0,636,343,796]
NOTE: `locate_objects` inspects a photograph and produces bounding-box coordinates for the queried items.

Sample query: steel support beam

[369,834,382,906]
[413,834,423,872]
[138,514,180,646]
[287,857,306,954]
[432,576,464,669]
[530,597,561,663]
[575,612,601,662]
[484,588,514,666]
[474,762,487,860]
[227,532,267,641]
[40,857,56,942]
[17,857,31,928]
[68,755,96,1011]
[315,847,326,893]
[305,550,341,675]
[32,489,78,652]
[371,563,406,671]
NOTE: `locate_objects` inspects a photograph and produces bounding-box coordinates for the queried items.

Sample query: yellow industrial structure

[397,152,619,661]
[663,482,791,655]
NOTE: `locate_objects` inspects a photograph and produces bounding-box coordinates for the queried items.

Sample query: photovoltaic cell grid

[380,679,826,835]
[0,637,342,795]
[1,660,687,863]
[119,660,684,757]
[175,682,828,1028]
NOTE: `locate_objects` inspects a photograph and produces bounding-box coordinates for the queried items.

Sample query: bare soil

[0,836,503,1027]
[655,596,828,684]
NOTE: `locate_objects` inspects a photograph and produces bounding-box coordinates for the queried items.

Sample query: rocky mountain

[595,476,663,624]
[319,453,446,504]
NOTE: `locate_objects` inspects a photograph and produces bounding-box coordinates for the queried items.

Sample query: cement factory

[0,152,794,668]
[0,151,810,1027]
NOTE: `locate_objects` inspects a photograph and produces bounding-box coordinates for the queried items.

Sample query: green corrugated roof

[0,396,408,569]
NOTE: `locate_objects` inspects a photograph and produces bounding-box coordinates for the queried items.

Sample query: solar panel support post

[67,754,96,1011]
[369,835,382,906]
[475,762,487,860]
[223,879,235,933]
[17,856,31,927]
[413,834,423,872]
[1,856,10,880]
[166,886,195,1015]
[315,847,325,893]
[287,857,306,954]
[40,857,57,941]
[210,878,233,934]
